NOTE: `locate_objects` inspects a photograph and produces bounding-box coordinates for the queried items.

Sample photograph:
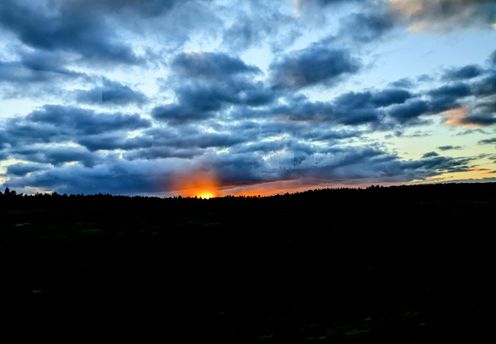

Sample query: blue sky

[0,0,495,196]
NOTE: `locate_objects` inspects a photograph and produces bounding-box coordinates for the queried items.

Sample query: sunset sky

[1,0,495,196]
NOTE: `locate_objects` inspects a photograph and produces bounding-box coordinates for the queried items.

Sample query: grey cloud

[282,146,470,183]
[75,80,147,106]
[153,80,275,124]
[388,99,430,123]
[479,137,496,145]
[390,78,415,88]
[270,44,360,89]
[438,145,462,151]
[172,52,260,80]
[70,0,184,17]
[339,11,395,43]
[9,146,101,167]
[459,114,496,126]
[0,51,81,84]
[77,133,152,152]
[0,0,139,64]
[6,162,51,177]
[27,105,151,135]
[0,106,151,151]
[389,0,496,30]
[6,159,185,195]
[422,151,439,158]
[472,71,496,96]
[490,50,496,66]
[479,138,496,144]
[443,65,484,81]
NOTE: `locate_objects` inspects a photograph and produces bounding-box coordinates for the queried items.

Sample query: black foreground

[1,183,495,342]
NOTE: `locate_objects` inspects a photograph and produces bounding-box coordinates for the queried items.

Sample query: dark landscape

[1,183,495,342]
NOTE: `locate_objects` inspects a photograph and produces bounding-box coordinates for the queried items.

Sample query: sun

[197,191,215,199]
[171,168,220,198]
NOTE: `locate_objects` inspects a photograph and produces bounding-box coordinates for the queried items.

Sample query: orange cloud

[442,107,479,128]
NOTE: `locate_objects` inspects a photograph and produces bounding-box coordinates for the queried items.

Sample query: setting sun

[171,168,219,198]
[197,191,215,199]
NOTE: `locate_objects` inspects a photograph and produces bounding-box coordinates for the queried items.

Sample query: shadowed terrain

[1,183,495,342]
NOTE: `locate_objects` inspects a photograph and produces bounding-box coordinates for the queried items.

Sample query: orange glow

[442,107,478,128]
[171,168,219,198]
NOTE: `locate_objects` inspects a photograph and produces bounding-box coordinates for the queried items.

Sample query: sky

[0,0,495,196]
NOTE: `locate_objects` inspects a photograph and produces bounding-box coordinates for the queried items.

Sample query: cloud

[26,105,150,134]
[153,78,274,124]
[0,0,140,64]
[280,146,470,183]
[69,0,185,17]
[422,151,439,158]
[9,145,100,167]
[270,44,360,89]
[442,107,496,127]
[479,138,496,145]
[6,162,50,177]
[172,52,260,80]
[339,11,396,43]
[443,65,484,81]
[6,158,186,195]
[490,50,496,66]
[75,80,147,106]
[222,2,298,51]
[388,99,430,123]
[438,145,462,151]
[388,0,496,31]
[0,105,151,150]
[0,51,87,98]
[472,71,496,96]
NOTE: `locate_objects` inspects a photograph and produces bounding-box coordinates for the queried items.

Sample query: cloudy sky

[1,0,495,196]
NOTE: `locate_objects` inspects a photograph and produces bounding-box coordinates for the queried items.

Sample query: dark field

[1,183,495,342]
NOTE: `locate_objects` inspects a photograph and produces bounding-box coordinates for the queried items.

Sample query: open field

[1,183,495,342]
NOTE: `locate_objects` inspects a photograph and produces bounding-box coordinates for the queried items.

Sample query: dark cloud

[153,80,275,124]
[472,72,496,96]
[3,128,474,194]
[172,52,260,80]
[390,78,415,89]
[459,114,496,126]
[422,151,439,158]
[490,50,496,66]
[233,87,414,126]
[428,83,471,112]
[388,99,430,123]
[389,0,496,30]
[270,44,360,89]
[77,133,152,152]
[0,106,151,151]
[6,162,50,177]
[281,146,470,183]
[479,137,496,145]
[438,145,462,151]
[75,80,147,106]
[0,51,82,85]
[221,2,298,52]
[429,83,472,100]
[443,65,484,81]
[26,105,150,135]
[9,146,100,167]
[6,159,181,195]
[339,11,395,43]
[0,0,139,64]
[70,0,184,17]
